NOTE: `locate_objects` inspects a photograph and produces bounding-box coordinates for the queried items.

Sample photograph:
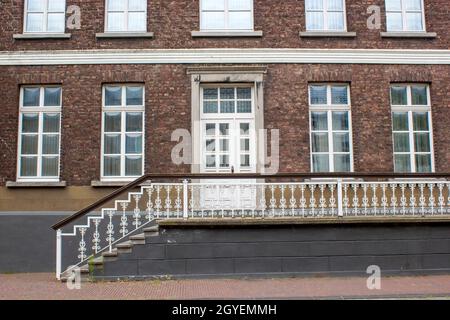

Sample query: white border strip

[0,49,450,65]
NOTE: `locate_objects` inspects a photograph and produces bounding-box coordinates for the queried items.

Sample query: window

[391,84,433,173]
[385,0,425,31]
[200,0,254,31]
[24,0,66,33]
[309,84,352,173]
[202,87,253,115]
[305,0,346,31]
[18,86,62,180]
[105,0,147,32]
[102,85,145,180]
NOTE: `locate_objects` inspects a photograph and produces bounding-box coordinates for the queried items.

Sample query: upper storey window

[105,0,147,32]
[24,0,66,33]
[385,0,425,32]
[305,0,346,31]
[200,0,254,31]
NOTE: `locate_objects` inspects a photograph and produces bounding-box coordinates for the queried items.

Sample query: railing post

[337,179,344,217]
[56,229,62,280]
[183,179,189,219]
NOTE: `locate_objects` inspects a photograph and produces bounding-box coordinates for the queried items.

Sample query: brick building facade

[0,0,449,212]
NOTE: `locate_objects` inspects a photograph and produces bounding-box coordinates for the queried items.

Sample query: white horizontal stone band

[0,48,449,65]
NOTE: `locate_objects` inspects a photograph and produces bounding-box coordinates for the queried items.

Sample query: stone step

[143,226,159,236]
[130,233,146,245]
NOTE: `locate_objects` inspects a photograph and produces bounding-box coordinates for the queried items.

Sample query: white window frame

[23,0,66,33]
[101,84,145,181]
[104,0,148,33]
[17,85,62,182]
[305,0,347,31]
[199,0,254,31]
[309,83,354,173]
[390,84,434,173]
[385,0,426,32]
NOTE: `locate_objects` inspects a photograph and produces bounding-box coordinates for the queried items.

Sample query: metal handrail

[51,172,450,230]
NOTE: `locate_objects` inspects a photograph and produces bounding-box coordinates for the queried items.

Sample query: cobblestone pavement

[0,273,449,300]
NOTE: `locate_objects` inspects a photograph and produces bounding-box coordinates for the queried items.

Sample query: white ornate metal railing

[53,175,450,279]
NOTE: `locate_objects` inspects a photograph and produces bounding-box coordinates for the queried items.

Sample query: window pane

[125,156,142,176]
[27,0,45,11]
[206,123,215,135]
[228,12,253,30]
[104,156,121,176]
[44,87,61,106]
[392,112,409,131]
[48,0,65,12]
[415,154,432,173]
[203,88,218,100]
[241,155,250,167]
[405,0,422,10]
[20,157,38,176]
[327,12,344,30]
[229,0,252,10]
[104,112,121,132]
[125,134,142,153]
[206,155,216,168]
[203,101,218,113]
[43,113,60,132]
[23,88,40,107]
[126,112,143,132]
[42,134,59,154]
[220,101,235,113]
[206,139,215,152]
[237,88,251,99]
[105,87,122,106]
[220,139,229,152]
[414,133,430,152]
[311,112,328,130]
[21,135,38,154]
[406,12,423,31]
[126,87,143,105]
[312,132,329,152]
[413,112,429,131]
[334,154,351,172]
[333,133,349,152]
[312,154,329,172]
[411,86,428,105]
[306,12,324,30]
[202,0,225,10]
[394,133,410,152]
[386,12,403,31]
[332,112,349,130]
[331,86,348,104]
[219,123,229,136]
[310,85,327,104]
[220,88,235,100]
[26,13,44,32]
[107,12,125,31]
[129,0,147,11]
[306,0,323,10]
[22,113,39,132]
[237,101,251,113]
[42,156,59,176]
[241,139,250,152]
[394,154,411,172]
[328,0,343,10]
[201,12,226,30]
[47,13,65,32]
[220,155,229,168]
[128,12,146,31]
[385,0,402,11]
[240,123,250,135]
[104,134,121,154]
[391,86,407,105]
[108,0,126,11]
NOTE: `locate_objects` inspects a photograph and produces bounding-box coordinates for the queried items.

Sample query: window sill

[191,31,263,38]
[380,32,437,38]
[6,181,67,188]
[13,33,71,39]
[91,180,151,187]
[299,31,357,38]
[95,32,154,39]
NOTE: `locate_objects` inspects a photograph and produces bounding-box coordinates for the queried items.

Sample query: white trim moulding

[0,49,449,66]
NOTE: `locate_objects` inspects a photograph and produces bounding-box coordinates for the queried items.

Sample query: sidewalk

[0,273,449,300]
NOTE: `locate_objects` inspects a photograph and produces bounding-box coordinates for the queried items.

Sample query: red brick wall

[0,0,448,51]
[1,63,449,186]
